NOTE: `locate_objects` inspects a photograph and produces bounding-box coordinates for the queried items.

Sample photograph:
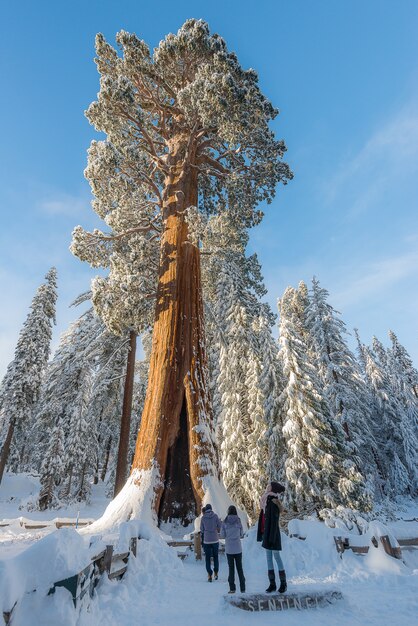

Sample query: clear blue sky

[1,0,418,375]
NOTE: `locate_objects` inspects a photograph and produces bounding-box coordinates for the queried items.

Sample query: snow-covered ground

[0,473,109,559]
[80,532,418,626]
[1,473,418,626]
[0,473,110,522]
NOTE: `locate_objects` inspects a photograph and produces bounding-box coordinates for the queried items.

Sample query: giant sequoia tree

[72,19,291,528]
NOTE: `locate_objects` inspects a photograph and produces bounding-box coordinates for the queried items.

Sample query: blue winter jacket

[220,514,244,554]
[200,510,221,544]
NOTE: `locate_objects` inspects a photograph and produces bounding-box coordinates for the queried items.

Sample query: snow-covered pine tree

[306,278,378,483]
[31,352,70,479]
[256,314,286,484]
[244,322,271,513]
[354,328,368,377]
[216,302,268,520]
[387,332,418,494]
[278,283,371,513]
[0,268,57,483]
[85,328,129,488]
[354,329,389,497]
[371,336,389,370]
[36,290,149,509]
[388,330,418,399]
[71,181,158,495]
[197,213,278,519]
[35,309,102,506]
[198,215,248,429]
[363,344,413,495]
[59,363,94,502]
[219,304,254,515]
[38,425,65,510]
[370,333,418,495]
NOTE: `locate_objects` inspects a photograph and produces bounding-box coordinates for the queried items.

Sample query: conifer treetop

[72,20,291,335]
[85,18,292,225]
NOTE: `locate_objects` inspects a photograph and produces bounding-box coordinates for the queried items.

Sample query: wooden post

[380,535,402,559]
[130,537,137,557]
[194,531,202,560]
[333,536,345,555]
[103,545,114,573]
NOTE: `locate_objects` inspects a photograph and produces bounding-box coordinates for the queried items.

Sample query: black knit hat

[270,481,285,494]
[203,503,212,512]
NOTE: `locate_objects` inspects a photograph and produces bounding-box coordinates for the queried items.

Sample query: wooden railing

[0,518,94,530]
[2,531,204,624]
[291,531,418,559]
[3,525,416,624]
[46,536,139,613]
[332,534,405,558]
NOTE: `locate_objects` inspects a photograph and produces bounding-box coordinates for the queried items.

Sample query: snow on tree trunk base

[80,467,160,533]
[81,466,243,536]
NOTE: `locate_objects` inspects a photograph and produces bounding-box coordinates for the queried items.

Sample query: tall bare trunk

[0,419,15,484]
[101,435,112,482]
[114,331,137,496]
[131,147,216,525]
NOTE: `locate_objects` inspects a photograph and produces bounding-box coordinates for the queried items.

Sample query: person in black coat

[256,480,287,593]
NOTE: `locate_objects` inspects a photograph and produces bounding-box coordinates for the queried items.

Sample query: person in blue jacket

[220,505,246,594]
[200,504,221,582]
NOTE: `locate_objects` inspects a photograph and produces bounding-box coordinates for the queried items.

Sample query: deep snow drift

[1,473,418,626]
[5,520,416,626]
[83,467,246,536]
[82,522,418,626]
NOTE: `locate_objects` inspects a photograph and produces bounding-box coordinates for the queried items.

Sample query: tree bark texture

[0,419,15,484]
[101,435,112,483]
[114,331,137,496]
[131,142,216,524]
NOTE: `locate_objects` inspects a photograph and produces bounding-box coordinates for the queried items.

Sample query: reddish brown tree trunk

[131,144,216,525]
[101,435,112,482]
[114,331,137,496]
[0,419,15,485]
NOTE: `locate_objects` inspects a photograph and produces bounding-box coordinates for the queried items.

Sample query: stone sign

[225,590,343,612]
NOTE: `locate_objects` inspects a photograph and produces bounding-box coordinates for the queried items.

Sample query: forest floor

[1,473,418,626]
[79,541,418,626]
[0,472,109,559]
